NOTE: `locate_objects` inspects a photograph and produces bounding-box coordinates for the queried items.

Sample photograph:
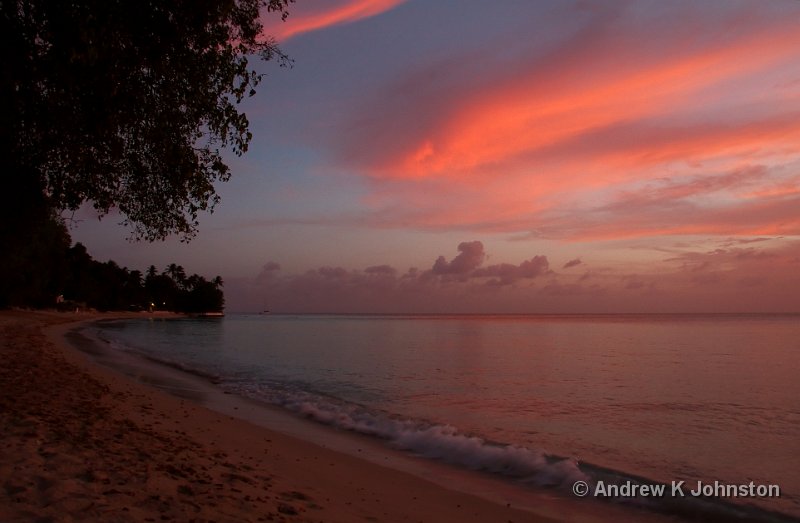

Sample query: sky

[71,0,800,313]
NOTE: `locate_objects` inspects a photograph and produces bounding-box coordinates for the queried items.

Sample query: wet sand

[0,310,670,522]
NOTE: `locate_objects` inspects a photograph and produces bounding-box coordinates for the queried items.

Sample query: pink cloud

[266,0,405,41]
[336,3,800,177]
[310,2,800,241]
[431,241,485,276]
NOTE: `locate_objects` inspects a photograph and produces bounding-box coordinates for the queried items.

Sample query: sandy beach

[0,310,674,523]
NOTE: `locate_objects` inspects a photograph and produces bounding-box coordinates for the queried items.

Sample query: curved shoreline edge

[2,310,670,522]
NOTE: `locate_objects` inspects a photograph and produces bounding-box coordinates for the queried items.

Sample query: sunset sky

[71,0,800,313]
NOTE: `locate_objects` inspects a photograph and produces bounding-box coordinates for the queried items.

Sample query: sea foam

[229,382,588,488]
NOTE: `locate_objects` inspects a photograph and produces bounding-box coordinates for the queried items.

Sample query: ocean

[87,313,800,521]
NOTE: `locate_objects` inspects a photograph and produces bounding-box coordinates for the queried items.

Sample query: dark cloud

[365,264,397,275]
[230,241,800,313]
[563,258,583,269]
[255,261,281,283]
[248,241,555,312]
[431,241,486,275]
[472,256,550,286]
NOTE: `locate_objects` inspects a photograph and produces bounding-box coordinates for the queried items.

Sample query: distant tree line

[0,217,223,312]
[141,262,225,314]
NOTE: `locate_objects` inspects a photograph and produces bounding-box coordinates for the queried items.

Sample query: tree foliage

[2,0,292,241]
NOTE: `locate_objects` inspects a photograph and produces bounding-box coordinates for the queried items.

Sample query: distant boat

[190,311,224,318]
[260,310,271,315]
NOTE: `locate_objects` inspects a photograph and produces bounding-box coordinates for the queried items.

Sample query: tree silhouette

[2,0,292,241]
[165,264,187,289]
[0,172,71,307]
[0,0,290,307]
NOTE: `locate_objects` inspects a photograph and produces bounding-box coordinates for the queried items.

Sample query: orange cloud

[251,2,800,244]
[268,0,405,42]
[321,4,800,241]
[382,26,800,180]
[342,161,800,242]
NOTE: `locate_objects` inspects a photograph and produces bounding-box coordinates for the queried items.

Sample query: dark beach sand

[0,310,675,522]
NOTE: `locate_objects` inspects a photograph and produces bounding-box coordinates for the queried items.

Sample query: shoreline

[1,310,677,522]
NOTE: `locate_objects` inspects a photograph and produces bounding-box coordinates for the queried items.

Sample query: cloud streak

[267,0,405,41]
[310,1,800,240]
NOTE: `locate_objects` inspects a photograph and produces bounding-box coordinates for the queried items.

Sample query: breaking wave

[229,382,587,487]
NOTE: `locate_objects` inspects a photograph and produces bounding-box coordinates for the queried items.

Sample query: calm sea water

[93,314,800,520]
